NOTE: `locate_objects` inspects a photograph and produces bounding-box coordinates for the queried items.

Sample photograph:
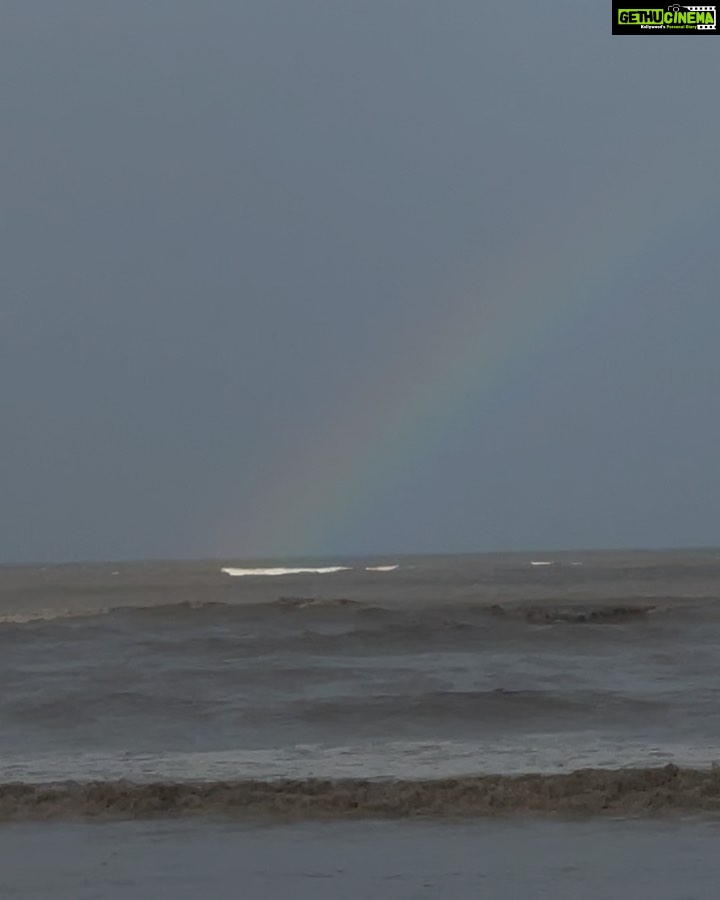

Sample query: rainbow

[216,152,718,557]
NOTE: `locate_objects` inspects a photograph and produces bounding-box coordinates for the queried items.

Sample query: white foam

[0,607,110,625]
[221,567,352,577]
[3,737,718,783]
[365,565,399,572]
[530,561,554,566]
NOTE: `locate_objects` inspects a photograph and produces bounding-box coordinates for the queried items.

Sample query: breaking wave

[0,599,682,629]
[221,567,352,576]
[219,565,399,577]
[2,766,720,821]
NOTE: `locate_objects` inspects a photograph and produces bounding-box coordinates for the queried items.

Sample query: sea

[3,549,720,898]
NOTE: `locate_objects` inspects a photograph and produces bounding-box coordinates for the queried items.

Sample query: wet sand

[2,817,720,900]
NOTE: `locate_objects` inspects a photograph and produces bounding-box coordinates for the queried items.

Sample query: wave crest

[486,604,656,624]
[275,597,360,610]
[0,607,112,625]
[0,598,665,629]
[221,567,352,577]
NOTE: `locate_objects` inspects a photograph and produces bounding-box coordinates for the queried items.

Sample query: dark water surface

[4,550,720,896]
[2,550,720,802]
[2,818,720,899]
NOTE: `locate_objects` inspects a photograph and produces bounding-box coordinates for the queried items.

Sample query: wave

[221,567,352,576]
[275,596,360,610]
[220,565,399,577]
[0,607,112,625]
[485,603,657,624]
[8,686,652,734]
[5,739,714,783]
[0,598,674,630]
[528,561,584,567]
[0,599,228,626]
[292,689,657,728]
[2,765,719,821]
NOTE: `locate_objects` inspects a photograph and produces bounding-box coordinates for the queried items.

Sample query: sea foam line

[220,565,399,576]
[221,567,352,577]
[2,739,716,783]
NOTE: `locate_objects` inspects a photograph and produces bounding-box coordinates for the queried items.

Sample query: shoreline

[4,764,720,822]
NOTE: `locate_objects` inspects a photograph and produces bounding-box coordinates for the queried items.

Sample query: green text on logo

[618,8,716,25]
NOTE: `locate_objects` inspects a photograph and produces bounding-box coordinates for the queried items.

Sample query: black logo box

[612,3,718,33]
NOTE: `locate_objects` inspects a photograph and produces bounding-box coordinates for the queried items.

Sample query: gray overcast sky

[1,1,719,562]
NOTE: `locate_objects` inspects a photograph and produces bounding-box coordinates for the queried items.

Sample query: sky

[1,1,719,563]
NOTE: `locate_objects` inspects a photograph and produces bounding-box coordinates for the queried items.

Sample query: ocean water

[3,550,720,895]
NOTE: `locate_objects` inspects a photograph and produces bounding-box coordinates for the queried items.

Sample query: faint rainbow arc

[216,152,718,556]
